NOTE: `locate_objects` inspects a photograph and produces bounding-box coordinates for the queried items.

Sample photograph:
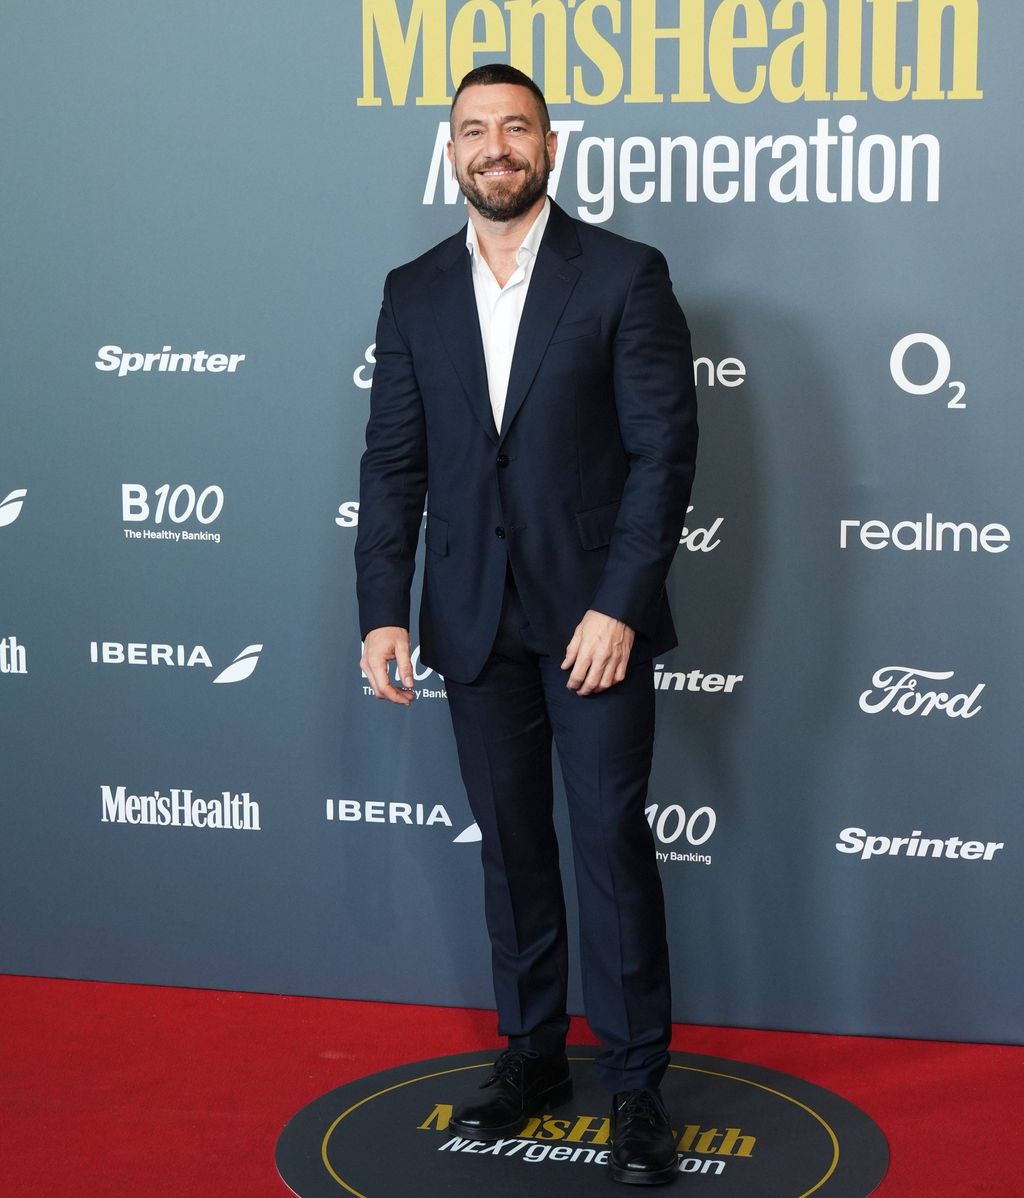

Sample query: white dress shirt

[466,197,551,432]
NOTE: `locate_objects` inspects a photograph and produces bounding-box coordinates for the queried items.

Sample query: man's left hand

[562,610,636,695]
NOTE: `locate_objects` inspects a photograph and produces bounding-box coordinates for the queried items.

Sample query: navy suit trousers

[445,569,672,1092]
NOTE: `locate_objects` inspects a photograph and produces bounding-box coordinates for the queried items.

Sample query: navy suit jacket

[356,201,698,685]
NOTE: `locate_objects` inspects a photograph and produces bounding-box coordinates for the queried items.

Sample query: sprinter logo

[836,828,1004,862]
[95,345,246,377]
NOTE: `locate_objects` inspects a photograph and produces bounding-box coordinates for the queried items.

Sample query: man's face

[447,83,557,222]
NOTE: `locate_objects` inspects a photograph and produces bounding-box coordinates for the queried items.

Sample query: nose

[482,122,510,161]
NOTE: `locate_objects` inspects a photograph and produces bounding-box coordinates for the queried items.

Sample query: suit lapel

[499,204,581,443]
[427,203,583,446]
[429,234,497,444]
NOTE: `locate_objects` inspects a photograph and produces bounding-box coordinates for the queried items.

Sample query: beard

[456,151,550,222]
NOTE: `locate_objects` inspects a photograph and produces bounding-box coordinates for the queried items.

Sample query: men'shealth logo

[358,1,981,109]
[890,334,966,410]
[101,785,261,830]
[89,641,263,684]
[0,636,28,675]
[0,488,27,527]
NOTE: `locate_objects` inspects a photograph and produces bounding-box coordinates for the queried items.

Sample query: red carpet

[1,974,1020,1196]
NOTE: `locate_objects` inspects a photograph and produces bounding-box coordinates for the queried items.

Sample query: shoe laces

[484,1048,538,1091]
[617,1088,662,1125]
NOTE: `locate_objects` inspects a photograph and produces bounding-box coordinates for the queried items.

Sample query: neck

[468,195,547,266]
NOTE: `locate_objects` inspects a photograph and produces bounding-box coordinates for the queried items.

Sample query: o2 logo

[645,803,716,847]
[890,334,965,410]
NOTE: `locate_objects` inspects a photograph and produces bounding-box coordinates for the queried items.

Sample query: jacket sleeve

[354,272,428,638]
[588,248,698,631]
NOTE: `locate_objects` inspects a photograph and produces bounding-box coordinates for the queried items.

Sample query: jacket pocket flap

[575,500,619,550]
[425,513,448,556]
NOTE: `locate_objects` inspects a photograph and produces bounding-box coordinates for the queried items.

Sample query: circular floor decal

[276,1047,888,1197]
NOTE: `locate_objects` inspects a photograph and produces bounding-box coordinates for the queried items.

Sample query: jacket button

[496,454,509,468]
[495,526,506,539]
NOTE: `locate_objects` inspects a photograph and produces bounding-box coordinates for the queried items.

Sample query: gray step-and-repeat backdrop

[2,2,1020,1043]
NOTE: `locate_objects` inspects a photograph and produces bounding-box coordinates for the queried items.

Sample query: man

[356,64,697,1185]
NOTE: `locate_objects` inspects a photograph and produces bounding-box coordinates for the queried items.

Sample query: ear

[545,128,558,170]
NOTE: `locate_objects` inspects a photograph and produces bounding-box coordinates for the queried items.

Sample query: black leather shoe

[449,1048,573,1141]
[609,1087,679,1185]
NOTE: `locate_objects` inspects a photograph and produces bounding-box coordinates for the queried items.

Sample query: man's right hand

[360,627,416,706]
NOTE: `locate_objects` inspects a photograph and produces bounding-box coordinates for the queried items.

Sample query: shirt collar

[466,196,551,265]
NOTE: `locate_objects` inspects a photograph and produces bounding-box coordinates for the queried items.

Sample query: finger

[366,657,392,699]
[597,658,620,692]
[561,630,581,671]
[576,655,609,696]
[367,654,413,706]
[566,646,592,690]
[380,677,415,705]
[570,642,608,693]
[394,640,415,690]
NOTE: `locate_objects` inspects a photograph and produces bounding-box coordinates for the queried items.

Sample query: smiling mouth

[476,165,522,178]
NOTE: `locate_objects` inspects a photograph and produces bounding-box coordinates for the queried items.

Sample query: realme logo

[359,0,982,108]
[840,515,1010,553]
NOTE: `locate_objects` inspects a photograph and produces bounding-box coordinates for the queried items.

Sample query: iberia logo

[0,488,27,527]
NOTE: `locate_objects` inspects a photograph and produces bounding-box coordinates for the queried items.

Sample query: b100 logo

[645,804,716,847]
[122,484,224,525]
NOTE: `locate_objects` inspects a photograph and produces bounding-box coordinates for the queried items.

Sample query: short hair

[450,63,551,134]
